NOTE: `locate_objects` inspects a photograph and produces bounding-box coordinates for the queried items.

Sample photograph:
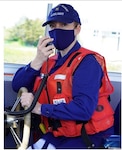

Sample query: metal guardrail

[4,63,122,82]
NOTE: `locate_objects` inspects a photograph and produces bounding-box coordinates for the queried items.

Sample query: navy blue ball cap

[42,4,81,26]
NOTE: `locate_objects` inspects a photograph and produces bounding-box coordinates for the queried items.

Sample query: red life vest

[33,47,114,137]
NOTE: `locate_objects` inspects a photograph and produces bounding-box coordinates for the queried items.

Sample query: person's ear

[74,24,81,36]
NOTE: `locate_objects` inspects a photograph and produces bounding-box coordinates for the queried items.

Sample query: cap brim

[42,17,73,27]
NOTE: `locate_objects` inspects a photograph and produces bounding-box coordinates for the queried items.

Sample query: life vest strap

[81,123,95,148]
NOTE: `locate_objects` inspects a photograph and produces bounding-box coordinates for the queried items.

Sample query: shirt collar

[58,41,81,60]
[49,41,81,74]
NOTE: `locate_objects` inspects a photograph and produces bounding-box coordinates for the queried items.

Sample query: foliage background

[4,17,44,46]
[4,17,45,64]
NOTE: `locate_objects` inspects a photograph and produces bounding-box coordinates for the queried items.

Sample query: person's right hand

[31,36,55,70]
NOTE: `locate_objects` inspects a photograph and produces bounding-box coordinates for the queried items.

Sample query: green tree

[4,17,45,46]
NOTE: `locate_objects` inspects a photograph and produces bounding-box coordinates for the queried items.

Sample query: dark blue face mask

[49,29,75,50]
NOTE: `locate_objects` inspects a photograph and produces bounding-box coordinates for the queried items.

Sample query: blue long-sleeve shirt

[12,42,103,121]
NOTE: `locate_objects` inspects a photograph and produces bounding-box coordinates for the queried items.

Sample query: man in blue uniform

[12,3,114,149]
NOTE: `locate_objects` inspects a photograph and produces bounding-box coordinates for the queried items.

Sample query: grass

[106,62,122,73]
[4,41,37,64]
[4,41,122,73]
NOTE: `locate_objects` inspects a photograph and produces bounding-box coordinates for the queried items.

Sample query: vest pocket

[85,97,114,134]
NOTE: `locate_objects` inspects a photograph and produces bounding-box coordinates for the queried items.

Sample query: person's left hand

[20,92,41,115]
[21,92,34,108]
